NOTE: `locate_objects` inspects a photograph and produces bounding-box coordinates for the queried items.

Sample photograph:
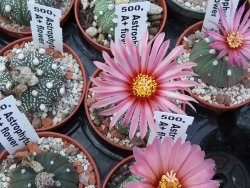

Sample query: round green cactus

[9,152,78,188]
[93,0,146,37]
[0,50,65,115]
[190,39,245,88]
[0,0,54,26]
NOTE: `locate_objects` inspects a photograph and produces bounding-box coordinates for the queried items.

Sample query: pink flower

[126,138,219,188]
[90,32,197,139]
[205,3,250,67]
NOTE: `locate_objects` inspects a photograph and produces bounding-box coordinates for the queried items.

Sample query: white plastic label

[148,111,194,144]
[28,1,63,52]
[0,96,39,154]
[115,1,150,46]
[203,0,239,30]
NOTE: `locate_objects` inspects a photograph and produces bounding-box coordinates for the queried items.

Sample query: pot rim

[0,0,75,37]
[176,21,250,111]
[0,131,101,188]
[102,155,134,188]
[0,36,87,132]
[74,0,168,54]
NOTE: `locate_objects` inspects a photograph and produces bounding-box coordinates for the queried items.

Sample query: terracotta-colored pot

[0,37,87,131]
[0,132,101,188]
[0,0,74,38]
[74,0,168,54]
[84,69,186,151]
[176,21,250,113]
[102,156,134,188]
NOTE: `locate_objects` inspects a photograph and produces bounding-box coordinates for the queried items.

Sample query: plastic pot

[0,0,74,38]
[74,0,168,54]
[176,21,250,113]
[102,156,134,188]
[0,37,87,132]
[0,131,101,188]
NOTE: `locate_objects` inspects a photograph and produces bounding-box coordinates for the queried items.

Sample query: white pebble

[99,11,103,15]
[227,69,232,76]
[94,15,98,20]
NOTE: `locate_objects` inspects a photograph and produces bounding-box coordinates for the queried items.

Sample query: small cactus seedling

[0,49,65,115]
[190,39,245,88]
[93,0,146,37]
[9,152,78,188]
[0,0,54,26]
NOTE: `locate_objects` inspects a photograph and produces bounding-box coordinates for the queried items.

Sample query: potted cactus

[0,37,86,131]
[75,0,167,53]
[176,3,250,112]
[103,138,219,188]
[0,132,101,188]
[84,32,197,150]
[0,0,74,38]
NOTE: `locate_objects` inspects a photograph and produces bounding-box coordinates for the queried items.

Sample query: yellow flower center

[158,170,182,188]
[132,74,157,98]
[226,32,244,49]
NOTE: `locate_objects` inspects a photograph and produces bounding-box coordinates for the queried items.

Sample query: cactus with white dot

[189,39,245,88]
[9,152,78,188]
[93,0,146,37]
[0,0,54,26]
[0,50,65,115]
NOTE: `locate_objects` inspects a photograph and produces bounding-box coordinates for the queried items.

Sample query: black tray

[0,7,250,188]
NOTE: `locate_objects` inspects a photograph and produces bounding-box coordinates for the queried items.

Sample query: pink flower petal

[152,45,184,75]
[148,40,170,75]
[93,61,129,82]
[125,181,153,188]
[129,102,141,139]
[181,159,216,186]
[92,93,130,108]
[100,98,135,116]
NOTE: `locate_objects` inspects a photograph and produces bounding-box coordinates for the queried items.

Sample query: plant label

[203,0,239,30]
[148,111,194,144]
[0,96,39,154]
[115,1,150,47]
[28,1,63,52]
